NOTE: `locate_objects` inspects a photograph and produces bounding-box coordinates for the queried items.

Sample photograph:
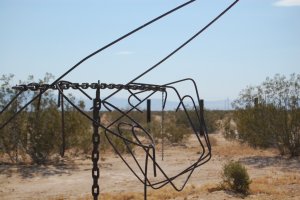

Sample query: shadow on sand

[0,160,79,179]
[239,155,300,172]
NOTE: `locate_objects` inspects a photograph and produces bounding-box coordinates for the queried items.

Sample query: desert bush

[63,97,92,153]
[103,125,136,154]
[176,108,227,134]
[163,111,189,144]
[26,104,61,164]
[0,74,29,163]
[221,160,251,195]
[233,73,300,156]
[0,73,93,164]
[23,74,61,164]
[165,123,187,144]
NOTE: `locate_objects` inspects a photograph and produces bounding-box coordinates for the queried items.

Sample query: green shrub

[106,129,135,154]
[165,124,187,144]
[232,73,300,157]
[221,160,251,195]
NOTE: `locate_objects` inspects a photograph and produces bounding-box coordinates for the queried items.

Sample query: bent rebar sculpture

[0,1,239,199]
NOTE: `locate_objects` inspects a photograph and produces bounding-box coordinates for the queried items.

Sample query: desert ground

[1,132,300,200]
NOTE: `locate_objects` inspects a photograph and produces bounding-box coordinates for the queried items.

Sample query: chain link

[92,87,101,200]
[12,82,166,92]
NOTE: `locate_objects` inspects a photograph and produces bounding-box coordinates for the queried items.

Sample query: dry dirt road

[1,133,300,200]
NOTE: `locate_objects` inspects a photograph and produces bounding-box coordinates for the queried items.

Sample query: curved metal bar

[103,100,155,144]
[147,99,209,190]
[104,123,154,185]
[128,81,211,189]
[144,147,150,200]
[102,83,211,192]
[128,90,144,113]
[117,122,154,182]
[103,90,192,188]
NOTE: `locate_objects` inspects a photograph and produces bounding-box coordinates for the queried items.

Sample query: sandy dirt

[1,132,300,200]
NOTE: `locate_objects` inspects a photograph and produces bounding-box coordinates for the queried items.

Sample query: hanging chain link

[12,82,166,92]
[92,87,101,200]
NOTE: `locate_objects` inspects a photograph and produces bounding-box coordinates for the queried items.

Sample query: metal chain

[92,87,101,200]
[12,82,166,92]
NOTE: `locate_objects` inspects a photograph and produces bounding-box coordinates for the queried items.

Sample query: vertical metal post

[199,99,204,136]
[254,97,258,107]
[147,99,156,174]
[92,87,101,200]
[60,88,65,157]
[147,99,151,123]
[161,92,164,161]
[147,99,151,134]
[13,96,19,163]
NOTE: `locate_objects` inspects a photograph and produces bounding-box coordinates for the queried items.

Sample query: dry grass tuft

[213,139,277,158]
[251,173,300,197]
[50,184,220,200]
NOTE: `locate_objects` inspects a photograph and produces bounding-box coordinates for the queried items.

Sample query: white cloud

[116,51,134,55]
[274,0,300,7]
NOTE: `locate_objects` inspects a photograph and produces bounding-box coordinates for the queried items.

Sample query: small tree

[233,73,300,156]
[25,74,61,164]
[0,74,28,163]
[64,96,91,154]
[0,73,89,164]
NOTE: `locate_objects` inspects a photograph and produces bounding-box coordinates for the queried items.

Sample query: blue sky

[1,0,299,102]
